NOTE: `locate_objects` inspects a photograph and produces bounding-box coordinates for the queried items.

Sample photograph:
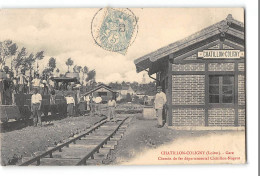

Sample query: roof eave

[134,15,244,73]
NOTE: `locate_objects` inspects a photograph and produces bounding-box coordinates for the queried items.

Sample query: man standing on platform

[94,95,102,116]
[107,96,116,121]
[66,94,75,117]
[154,86,167,128]
[31,88,42,127]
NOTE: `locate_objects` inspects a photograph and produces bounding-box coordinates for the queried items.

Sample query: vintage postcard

[0,8,245,166]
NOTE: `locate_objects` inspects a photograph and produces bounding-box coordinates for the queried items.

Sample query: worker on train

[18,70,28,93]
[31,73,41,90]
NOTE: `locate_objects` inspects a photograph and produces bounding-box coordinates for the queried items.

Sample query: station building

[83,84,117,103]
[134,14,245,127]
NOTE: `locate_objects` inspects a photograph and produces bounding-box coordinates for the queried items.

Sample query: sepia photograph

[0,8,247,166]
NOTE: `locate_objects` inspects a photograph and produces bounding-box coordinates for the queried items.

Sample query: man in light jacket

[154,86,167,128]
[31,88,42,127]
[107,96,116,121]
[66,94,75,117]
[94,95,102,116]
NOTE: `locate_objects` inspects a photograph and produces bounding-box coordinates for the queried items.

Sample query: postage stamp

[91,8,138,55]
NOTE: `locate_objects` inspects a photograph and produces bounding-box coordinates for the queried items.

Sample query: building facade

[134,15,245,127]
[83,84,117,103]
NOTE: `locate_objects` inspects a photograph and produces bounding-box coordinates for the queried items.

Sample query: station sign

[198,50,244,59]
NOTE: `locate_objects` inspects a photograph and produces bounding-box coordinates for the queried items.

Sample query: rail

[76,117,128,165]
[19,116,128,166]
[19,118,107,166]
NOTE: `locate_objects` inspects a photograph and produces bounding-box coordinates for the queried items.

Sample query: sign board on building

[198,50,244,59]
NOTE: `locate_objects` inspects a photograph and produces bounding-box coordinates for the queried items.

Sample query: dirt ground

[0,103,141,166]
[109,114,246,165]
[0,115,104,165]
[0,106,246,166]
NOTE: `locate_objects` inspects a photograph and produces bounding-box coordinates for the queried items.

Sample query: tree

[82,66,88,84]
[23,53,35,78]
[73,65,82,73]
[56,68,60,75]
[42,67,53,77]
[86,69,96,83]
[73,65,77,73]
[35,51,44,72]
[0,40,18,69]
[65,58,73,72]
[13,47,27,75]
[48,57,56,71]
[76,66,82,73]
[83,66,88,74]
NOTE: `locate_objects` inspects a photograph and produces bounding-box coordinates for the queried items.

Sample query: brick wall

[172,63,205,71]
[238,75,245,105]
[208,108,235,126]
[172,108,205,126]
[172,75,205,105]
[238,63,244,72]
[238,109,245,126]
[208,63,235,71]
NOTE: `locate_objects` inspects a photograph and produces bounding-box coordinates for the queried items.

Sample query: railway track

[19,116,131,166]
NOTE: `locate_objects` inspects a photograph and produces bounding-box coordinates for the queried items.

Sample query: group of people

[0,69,55,105]
[71,94,117,121]
[31,91,117,127]
[1,68,166,128]
[15,72,55,95]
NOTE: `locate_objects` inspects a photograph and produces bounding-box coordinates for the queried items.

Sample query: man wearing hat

[32,73,41,90]
[154,86,167,128]
[65,93,75,117]
[18,70,27,93]
[94,95,102,116]
[31,88,42,127]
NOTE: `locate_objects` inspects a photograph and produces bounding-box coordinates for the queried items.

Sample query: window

[209,75,234,104]
[98,92,107,96]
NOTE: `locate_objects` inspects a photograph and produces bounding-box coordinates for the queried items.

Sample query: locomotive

[0,73,80,123]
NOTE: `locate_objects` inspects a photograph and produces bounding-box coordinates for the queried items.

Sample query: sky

[0,8,244,83]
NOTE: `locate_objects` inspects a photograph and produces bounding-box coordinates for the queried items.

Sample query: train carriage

[0,74,79,123]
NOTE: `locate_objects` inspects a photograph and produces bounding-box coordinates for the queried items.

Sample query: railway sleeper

[110,136,121,141]
[36,158,80,166]
[74,139,105,145]
[91,148,111,162]
[118,128,126,132]
[80,136,107,140]
[120,125,128,128]
[91,131,115,136]
[84,159,103,165]
[103,143,116,150]
[100,125,119,128]
[115,130,125,136]
[111,133,124,139]
[46,147,95,159]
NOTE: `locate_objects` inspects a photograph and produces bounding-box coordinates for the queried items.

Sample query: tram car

[0,73,80,123]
